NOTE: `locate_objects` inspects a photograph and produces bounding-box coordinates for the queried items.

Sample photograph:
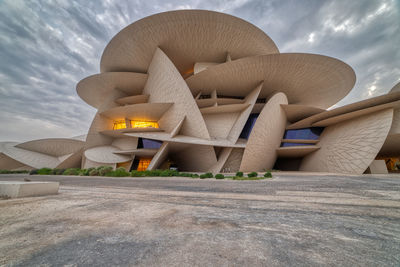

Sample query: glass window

[113,120,127,130]
[283,127,324,140]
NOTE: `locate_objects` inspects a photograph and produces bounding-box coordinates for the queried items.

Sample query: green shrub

[131,170,145,177]
[200,172,213,179]
[235,171,243,177]
[264,171,272,178]
[215,174,224,179]
[51,168,66,175]
[143,170,162,176]
[0,169,29,174]
[191,174,199,178]
[37,168,52,175]
[63,168,80,176]
[97,166,113,176]
[247,172,258,178]
[160,169,179,176]
[179,172,193,177]
[232,176,265,180]
[89,169,99,176]
[29,169,38,175]
[106,167,130,177]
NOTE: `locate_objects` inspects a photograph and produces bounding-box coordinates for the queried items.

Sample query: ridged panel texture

[143,48,210,140]
[240,93,288,171]
[300,109,394,174]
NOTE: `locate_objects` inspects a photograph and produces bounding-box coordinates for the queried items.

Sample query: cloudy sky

[0,0,399,142]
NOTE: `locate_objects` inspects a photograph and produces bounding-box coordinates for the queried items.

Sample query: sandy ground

[1,173,400,266]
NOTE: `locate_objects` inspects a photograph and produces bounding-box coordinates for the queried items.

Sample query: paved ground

[1,173,400,266]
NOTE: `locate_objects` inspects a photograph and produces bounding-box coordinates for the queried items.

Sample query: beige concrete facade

[2,10,399,175]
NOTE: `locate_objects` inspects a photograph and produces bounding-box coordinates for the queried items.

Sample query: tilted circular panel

[300,109,394,174]
[186,53,356,109]
[100,10,279,74]
[76,72,147,108]
[84,146,131,164]
[240,92,288,172]
[390,82,400,93]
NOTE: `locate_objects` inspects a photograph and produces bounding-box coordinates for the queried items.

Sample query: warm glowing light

[113,120,127,130]
[137,158,152,171]
[131,121,159,128]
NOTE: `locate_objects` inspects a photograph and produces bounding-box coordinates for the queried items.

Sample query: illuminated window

[131,121,159,128]
[137,158,152,171]
[113,120,127,130]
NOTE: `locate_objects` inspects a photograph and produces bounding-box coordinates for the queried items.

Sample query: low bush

[131,170,145,177]
[191,174,199,178]
[37,168,53,175]
[50,168,66,175]
[89,169,99,176]
[232,176,265,180]
[160,169,179,177]
[200,172,213,179]
[106,167,130,177]
[29,169,38,175]
[247,172,258,178]
[63,168,80,176]
[235,171,243,177]
[264,171,272,178]
[215,174,224,179]
[0,169,29,174]
[97,166,113,176]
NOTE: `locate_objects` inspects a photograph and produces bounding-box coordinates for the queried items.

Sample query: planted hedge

[23,167,273,180]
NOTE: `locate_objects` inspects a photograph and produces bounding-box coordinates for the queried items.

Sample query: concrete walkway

[1,173,400,266]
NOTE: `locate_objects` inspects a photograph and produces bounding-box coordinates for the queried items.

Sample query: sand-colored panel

[111,138,138,150]
[147,142,169,170]
[194,62,219,74]
[84,146,132,164]
[100,10,278,74]
[209,147,233,173]
[390,82,400,93]
[312,100,400,127]
[143,48,210,139]
[187,53,355,109]
[276,146,320,157]
[168,143,217,172]
[281,104,325,123]
[100,103,173,121]
[240,93,288,171]
[200,103,250,114]
[0,153,26,170]
[76,72,147,108]
[300,109,394,174]
[228,84,262,142]
[114,149,158,157]
[203,113,240,139]
[221,148,244,173]
[378,133,400,157]
[115,94,149,105]
[124,132,246,148]
[16,138,84,157]
[84,112,114,149]
[367,160,388,174]
[0,142,60,169]
[56,150,83,169]
[389,109,400,135]
[288,91,400,129]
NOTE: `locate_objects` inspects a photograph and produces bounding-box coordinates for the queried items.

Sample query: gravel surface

[0,173,400,266]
